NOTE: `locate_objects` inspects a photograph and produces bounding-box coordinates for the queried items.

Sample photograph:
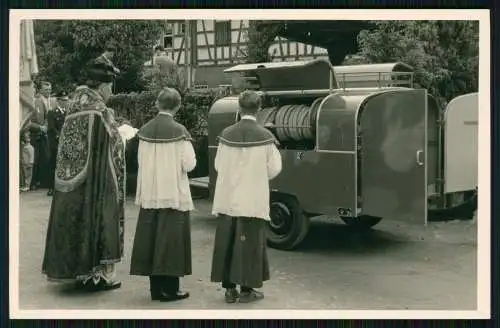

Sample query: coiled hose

[256,98,323,142]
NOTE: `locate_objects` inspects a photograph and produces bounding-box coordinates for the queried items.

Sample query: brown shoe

[238,289,264,303]
[224,288,239,303]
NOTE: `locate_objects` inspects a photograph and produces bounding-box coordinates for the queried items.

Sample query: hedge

[108,87,231,138]
[108,87,232,194]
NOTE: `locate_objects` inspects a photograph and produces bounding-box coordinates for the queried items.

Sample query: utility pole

[189,20,197,87]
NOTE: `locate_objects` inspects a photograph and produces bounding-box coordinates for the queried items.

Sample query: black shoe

[149,276,162,301]
[90,280,122,292]
[225,288,239,303]
[159,291,190,302]
[47,189,54,196]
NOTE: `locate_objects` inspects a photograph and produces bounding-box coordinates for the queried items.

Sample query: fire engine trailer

[191,58,478,250]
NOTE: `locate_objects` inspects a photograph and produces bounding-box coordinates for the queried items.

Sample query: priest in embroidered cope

[42,57,125,292]
[130,88,196,302]
[46,91,69,196]
[210,90,282,303]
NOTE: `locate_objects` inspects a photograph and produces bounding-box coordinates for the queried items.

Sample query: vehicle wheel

[267,194,310,250]
[428,189,477,221]
[340,215,382,230]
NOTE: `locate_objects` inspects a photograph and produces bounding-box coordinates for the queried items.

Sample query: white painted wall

[162,20,328,65]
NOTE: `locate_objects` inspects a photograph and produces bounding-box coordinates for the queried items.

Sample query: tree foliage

[33,20,165,94]
[141,61,187,95]
[355,20,479,105]
[239,20,282,63]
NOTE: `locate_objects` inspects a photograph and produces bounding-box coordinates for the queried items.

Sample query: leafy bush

[141,59,187,94]
[108,87,231,139]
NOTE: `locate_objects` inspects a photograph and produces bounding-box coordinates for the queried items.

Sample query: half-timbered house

[146,20,330,88]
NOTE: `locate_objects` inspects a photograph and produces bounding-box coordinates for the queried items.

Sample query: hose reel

[256,97,324,142]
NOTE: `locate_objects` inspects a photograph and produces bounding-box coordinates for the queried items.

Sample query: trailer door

[359,89,428,225]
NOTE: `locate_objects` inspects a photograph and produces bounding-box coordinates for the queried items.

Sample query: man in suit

[46,91,69,196]
[28,81,54,190]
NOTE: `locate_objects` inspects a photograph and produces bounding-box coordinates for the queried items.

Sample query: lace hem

[136,198,194,211]
[76,264,117,285]
[211,208,271,221]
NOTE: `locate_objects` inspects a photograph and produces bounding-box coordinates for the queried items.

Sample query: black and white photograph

[10,10,490,319]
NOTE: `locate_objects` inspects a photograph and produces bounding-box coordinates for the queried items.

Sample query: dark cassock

[210,113,283,303]
[27,81,54,189]
[42,58,125,291]
[129,109,196,302]
[46,91,69,196]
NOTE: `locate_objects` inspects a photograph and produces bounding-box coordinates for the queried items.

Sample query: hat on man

[96,51,121,75]
[86,56,120,83]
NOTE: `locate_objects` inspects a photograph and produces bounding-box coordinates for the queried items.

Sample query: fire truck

[190,58,478,250]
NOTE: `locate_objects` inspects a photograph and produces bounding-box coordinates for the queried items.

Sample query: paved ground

[18,190,477,310]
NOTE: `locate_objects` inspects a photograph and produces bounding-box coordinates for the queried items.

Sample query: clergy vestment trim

[217,119,278,148]
[137,113,192,143]
[54,109,125,204]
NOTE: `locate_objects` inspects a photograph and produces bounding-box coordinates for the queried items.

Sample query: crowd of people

[29,53,283,304]
[20,82,68,194]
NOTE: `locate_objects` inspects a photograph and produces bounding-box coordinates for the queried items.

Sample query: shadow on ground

[296,220,407,255]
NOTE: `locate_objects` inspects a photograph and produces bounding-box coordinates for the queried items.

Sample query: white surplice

[135,138,197,211]
[211,116,282,221]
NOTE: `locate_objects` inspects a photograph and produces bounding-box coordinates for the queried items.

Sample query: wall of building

[153,20,330,88]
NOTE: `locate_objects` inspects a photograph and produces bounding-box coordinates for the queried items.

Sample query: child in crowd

[20,132,35,192]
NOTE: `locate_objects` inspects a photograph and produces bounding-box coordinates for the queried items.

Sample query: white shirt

[211,116,282,220]
[135,136,197,211]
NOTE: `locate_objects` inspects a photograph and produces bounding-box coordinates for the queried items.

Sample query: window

[163,35,173,49]
[179,22,186,34]
[214,21,231,46]
[165,23,173,35]
[163,23,174,49]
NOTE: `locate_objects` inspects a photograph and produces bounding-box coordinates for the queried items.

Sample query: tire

[428,190,477,221]
[267,194,310,250]
[340,215,382,230]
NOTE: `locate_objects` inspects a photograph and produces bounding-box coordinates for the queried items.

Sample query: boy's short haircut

[238,90,261,114]
[157,88,181,110]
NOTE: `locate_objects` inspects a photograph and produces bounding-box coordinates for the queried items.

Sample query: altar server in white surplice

[130,88,196,303]
[210,90,282,304]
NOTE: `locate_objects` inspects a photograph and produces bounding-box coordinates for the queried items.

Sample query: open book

[117,123,138,145]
